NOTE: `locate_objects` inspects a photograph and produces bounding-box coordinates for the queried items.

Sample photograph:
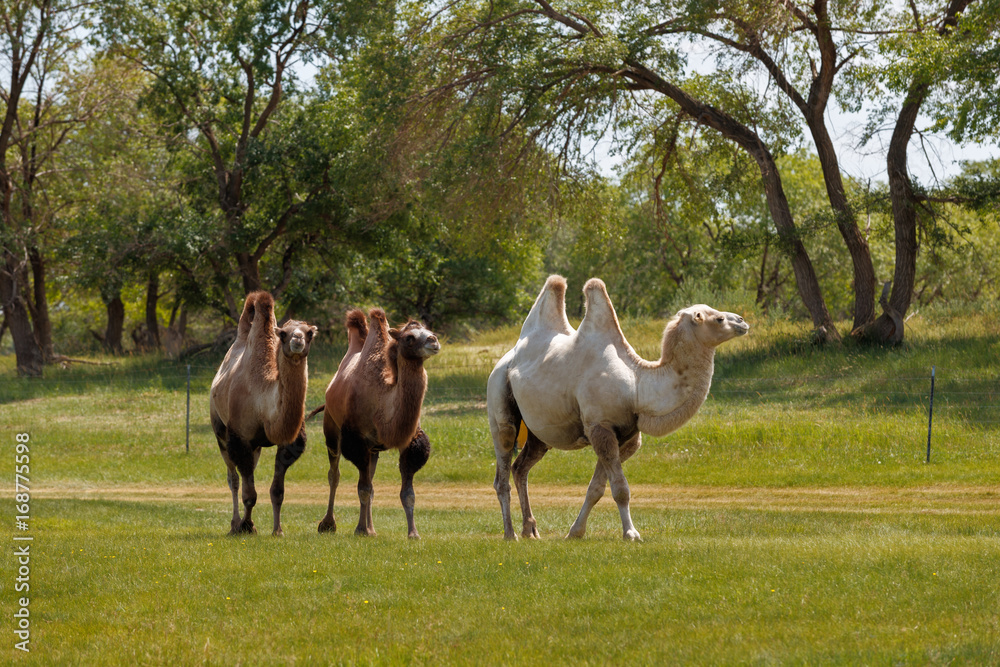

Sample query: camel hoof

[317,517,337,534]
[407,531,421,540]
[354,527,376,537]
[232,519,256,535]
[522,528,540,539]
[566,531,584,539]
[623,529,642,542]
[272,528,284,537]
[503,532,518,541]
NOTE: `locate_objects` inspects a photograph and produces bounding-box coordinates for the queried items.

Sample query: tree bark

[104,294,125,354]
[26,245,54,361]
[236,251,263,294]
[0,253,44,376]
[145,270,160,349]
[808,121,878,330]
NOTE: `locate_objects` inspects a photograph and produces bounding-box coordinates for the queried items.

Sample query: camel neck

[636,339,715,438]
[380,356,428,450]
[269,356,308,443]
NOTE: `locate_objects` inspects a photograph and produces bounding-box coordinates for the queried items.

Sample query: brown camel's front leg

[399,429,431,539]
[270,430,306,537]
[511,431,549,539]
[217,448,242,533]
[568,431,641,539]
[227,434,259,534]
[587,423,640,541]
[356,449,379,537]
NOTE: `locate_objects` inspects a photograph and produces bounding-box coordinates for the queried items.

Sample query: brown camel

[317,308,439,538]
[488,275,749,541]
[209,291,317,536]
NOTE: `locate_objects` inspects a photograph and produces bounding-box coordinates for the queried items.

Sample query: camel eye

[716,316,724,323]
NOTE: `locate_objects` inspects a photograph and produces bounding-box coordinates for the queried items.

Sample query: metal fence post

[926,365,935,463]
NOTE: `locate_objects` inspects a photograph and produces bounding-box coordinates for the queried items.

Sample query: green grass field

[2,308,999,664]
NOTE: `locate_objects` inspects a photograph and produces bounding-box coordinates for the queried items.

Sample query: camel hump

[236,291,275,342]
[252,291,275,326]
[345,308,368,339]
[577,278,623,339]
[521,274,572,336]
[363,308,391,352]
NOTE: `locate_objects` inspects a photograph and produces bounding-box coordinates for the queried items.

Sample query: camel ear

[274,326,286,341]
[307,326,318,340]
[692,311,705,325]
[388,328,401,340]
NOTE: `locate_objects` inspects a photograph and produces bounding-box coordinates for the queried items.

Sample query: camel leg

[318,419,341,534]
[212,413,242,533]
[568,431,641,539]
[355,449,379,537]
[399,429,431,539]
[489,395,520,541]
[226,462,241,532]
[270,429,307,537]
[227,433,258,535]
[511,431,549,539]
[588,423,640,541]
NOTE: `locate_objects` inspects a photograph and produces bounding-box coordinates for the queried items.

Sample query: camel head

[275,320,318,362]
[677,304,749,348]
[389,320,440,361]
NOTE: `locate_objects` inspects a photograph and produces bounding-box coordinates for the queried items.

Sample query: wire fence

[4,359,999,457]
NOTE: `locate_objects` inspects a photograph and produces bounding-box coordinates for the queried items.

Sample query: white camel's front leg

[588,423,641,541]
[567,461,607,538]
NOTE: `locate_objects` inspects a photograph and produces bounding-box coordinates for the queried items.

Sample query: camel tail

[521,275,572,336]
[305,404,325,421]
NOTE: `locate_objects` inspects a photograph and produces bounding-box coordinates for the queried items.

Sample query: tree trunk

[808,122,878,331]
[27,245,54,362]
[0,253,44,376]
[236,251,263,294]
[856,87,925,344]
[145,271,160,349]
[757,152,841,340]
[104,294,125,354]
[854,0,973,344]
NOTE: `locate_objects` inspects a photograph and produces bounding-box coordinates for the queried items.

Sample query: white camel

[487,275,749,541]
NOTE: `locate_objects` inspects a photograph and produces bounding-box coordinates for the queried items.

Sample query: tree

[852,0,977,342]
[639,0,882,332]
[98,0,382,316]
[421,0,842,338]
[1,0,95,375]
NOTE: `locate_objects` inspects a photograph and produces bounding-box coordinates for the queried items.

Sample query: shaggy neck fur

[242,292,308,444]
[267,353,308,444]
[362,309,428,451]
